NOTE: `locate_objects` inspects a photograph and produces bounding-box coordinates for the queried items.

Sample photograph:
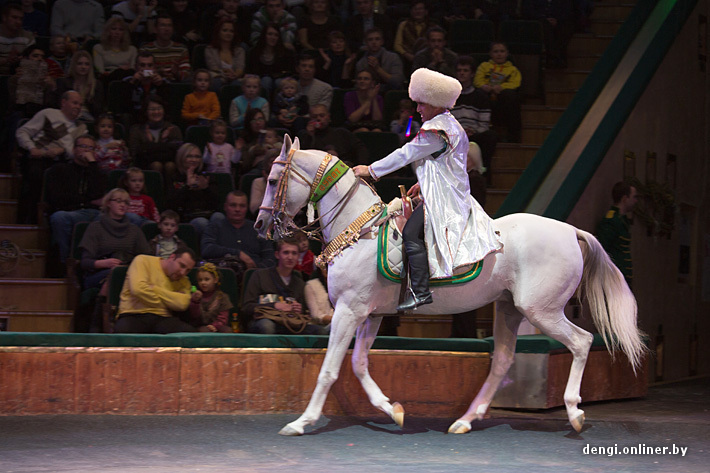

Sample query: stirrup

[396,289,433,312]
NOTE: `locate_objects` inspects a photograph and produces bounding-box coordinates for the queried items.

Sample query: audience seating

[330,88,352,127]
[184,125,236,151]
[205,172,234,207]
[374,176,417,204]
[499,20,545,99]
[383,89,409,124]
[191,44,208,70]
[165,82,195,127]
[354,131,401,164]
[449,19,495,54]
[108,169,165,210]
[106,80,134,116]
[140,221,200,256]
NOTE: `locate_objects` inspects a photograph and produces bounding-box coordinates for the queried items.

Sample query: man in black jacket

[241,238,328,335]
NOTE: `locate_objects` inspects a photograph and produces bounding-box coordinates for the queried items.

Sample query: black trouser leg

[398,204,433,311]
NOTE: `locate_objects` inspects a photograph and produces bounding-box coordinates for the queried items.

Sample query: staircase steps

[0,279,73,311]
[566,54,602,70]
[0,249,46,278]
[0,310,73,332]
[0,199,18,223]
[0,225,48,251]
[522,106,565,126]
[591,3,635,21]
[544,69,592,89]
[568,34,614,55]
[0,174,19,199]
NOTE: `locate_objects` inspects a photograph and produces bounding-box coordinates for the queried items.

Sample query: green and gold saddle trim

[376,220,483,286]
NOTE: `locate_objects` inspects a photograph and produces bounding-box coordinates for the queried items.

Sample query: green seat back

[108,169,165,210]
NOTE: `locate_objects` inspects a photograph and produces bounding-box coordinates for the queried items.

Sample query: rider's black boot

[397,240,433,311]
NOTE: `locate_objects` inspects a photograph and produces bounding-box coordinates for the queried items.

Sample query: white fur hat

[408,68,462,109]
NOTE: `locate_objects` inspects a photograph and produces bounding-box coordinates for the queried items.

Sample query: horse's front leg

[279,303,366,436]
[352,315,405,427]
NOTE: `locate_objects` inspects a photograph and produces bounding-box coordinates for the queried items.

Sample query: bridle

[258,148,369,242]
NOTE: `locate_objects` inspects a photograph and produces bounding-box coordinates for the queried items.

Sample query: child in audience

[149,209,187,258]
[119,167,160,222]
[181,69,221,126]
[189,262,234,332]
[229,74,269,129]
[269,76,308,133]
[294,230,315,278]
[390,99,421,144]
[95,114,129,173]
[46,35,71,78]
[203,119,238,174]
[262,128,282,150]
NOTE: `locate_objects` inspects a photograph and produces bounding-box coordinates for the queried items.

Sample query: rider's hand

[407,183,421,198]
[353,165,370,178]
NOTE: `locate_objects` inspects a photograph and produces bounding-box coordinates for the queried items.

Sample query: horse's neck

[316,173,380,243]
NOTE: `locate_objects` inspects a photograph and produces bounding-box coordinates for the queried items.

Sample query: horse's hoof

[447,420,471,434]
[278,424,303,436]
[392,402,405,428]
[570,410,585,433]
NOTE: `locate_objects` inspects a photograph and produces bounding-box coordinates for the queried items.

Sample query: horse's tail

[576,228,647,373]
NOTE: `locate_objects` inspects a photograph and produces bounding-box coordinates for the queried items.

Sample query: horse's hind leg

[530,312,593,432]
[279,304,365,436]
[352,316,404,427]
[449,301,523,434]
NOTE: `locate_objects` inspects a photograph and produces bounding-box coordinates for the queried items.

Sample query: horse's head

[254,135,324,239]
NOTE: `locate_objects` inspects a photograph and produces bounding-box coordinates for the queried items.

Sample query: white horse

[254,136,646,436]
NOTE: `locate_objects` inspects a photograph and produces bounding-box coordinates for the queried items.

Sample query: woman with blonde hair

[166,143,224,236]
[93,17,138,81]
[78,187,151,331]
[53,50,104,122]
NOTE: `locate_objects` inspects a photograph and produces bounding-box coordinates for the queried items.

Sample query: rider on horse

[354,68,502,311]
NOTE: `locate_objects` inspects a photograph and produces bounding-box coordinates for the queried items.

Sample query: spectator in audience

[44,134,107,262]
[524,0,575,69]
[15,91,86,223]
[128,95,183,174]
[596,181,637,288]
[201,0,252,43]
[8,45,53,119]
[20,0,48,37]
[113,248,199,334]
[229,74,269,129]
[250,0,297,51]
[344,0,392,53]
[201,190,276,268]
[344,69,383,132]
[241,237,328,334]
[293,230,315,278]
[235,108,269,166]
[393,0,436,68]
[78,187,151,331]
[94,113,130,173]
[93,17,137,82]
[297,53,333,109]
[123,52,167,117]
[246,22,297,94]
[140,13,191,82]
[203,119,239,175]
[297,104,369,166]
[239,143,267,176]
[189,262,234,332]
[204,18,245,90]
[451,55,495,176]
[119,167,161,223]
[389,98,421,144]
[297,0,343,51]
[474,42,521,143]
[166,142,223,236]
[169,0,202,46]
[355,28,404,91]
[0,3,35,75]
[248,149,280,215]
[53,50,105,123]
[181,69,220,126]
[317,30,355,88]
[411,26,458,77]
[110,0,157,44]
[268,76,309,134]
[50,0,105,43]
[45,35,70,78]
[149,209,188,258]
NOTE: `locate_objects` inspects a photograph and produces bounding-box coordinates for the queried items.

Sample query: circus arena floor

[1,377,708,473]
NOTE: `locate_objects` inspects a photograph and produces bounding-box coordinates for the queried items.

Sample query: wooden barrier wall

[0,347,491,417]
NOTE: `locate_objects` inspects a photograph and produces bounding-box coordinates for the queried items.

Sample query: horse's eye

[268,179,278,186]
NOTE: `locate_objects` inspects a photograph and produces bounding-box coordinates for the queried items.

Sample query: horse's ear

[280,134,292,157]
[292,136,300,150]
